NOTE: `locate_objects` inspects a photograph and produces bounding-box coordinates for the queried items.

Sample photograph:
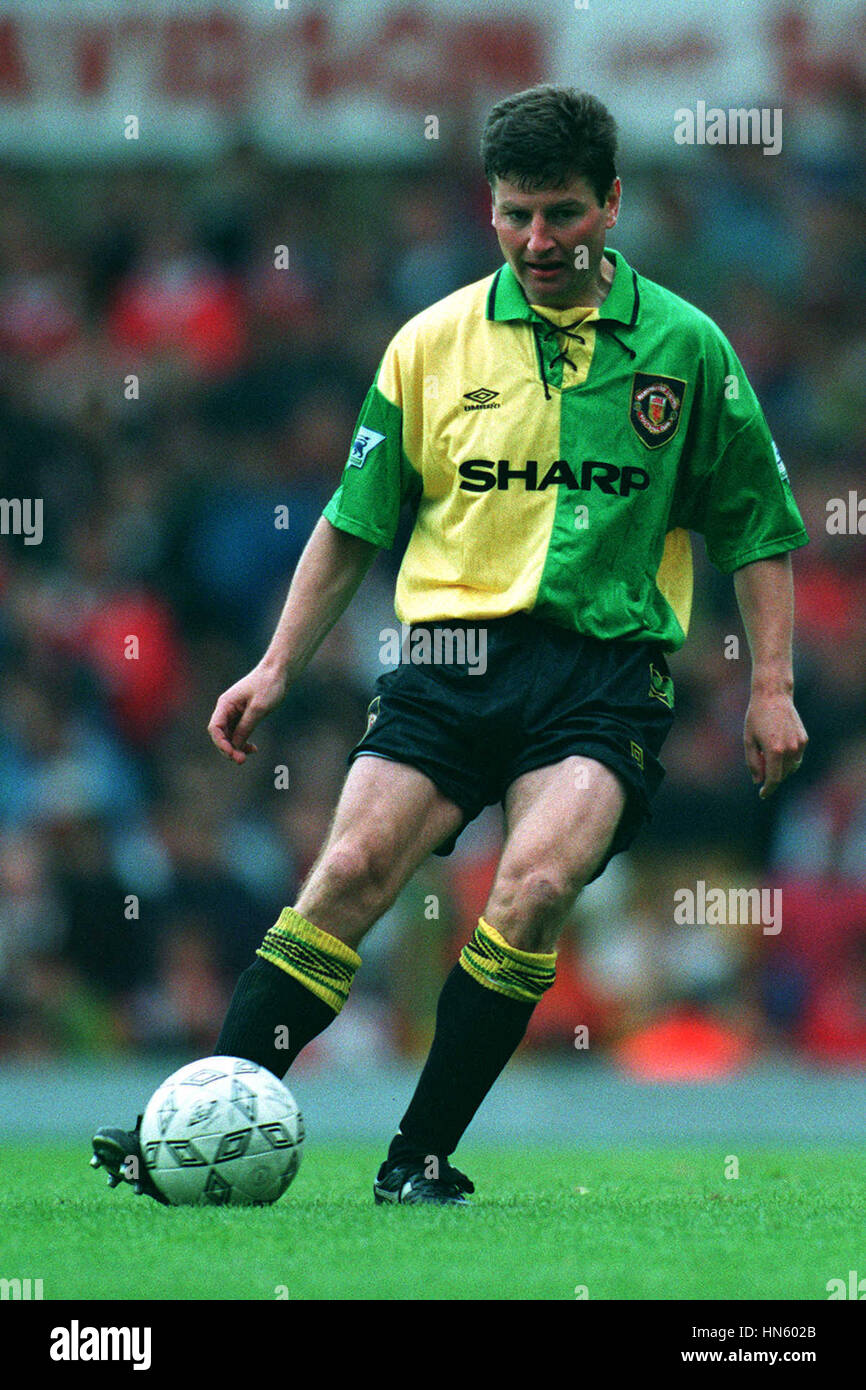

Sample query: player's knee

[523,865,582,920]
[320,835,400,915]
[492,860,591,948]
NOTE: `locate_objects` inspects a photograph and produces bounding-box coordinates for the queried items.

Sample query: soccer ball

[139,1056,304,1206]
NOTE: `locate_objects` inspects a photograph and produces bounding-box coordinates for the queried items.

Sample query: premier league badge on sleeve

[348,427,386,467]
[629,373,686,449]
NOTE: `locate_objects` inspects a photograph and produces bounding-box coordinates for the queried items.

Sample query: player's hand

[743,689,807,800]
[207,663,287,764]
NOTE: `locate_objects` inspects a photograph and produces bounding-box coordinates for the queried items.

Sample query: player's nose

[525,216,556,254]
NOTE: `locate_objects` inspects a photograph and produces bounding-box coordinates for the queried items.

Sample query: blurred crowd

[1,105,865,1075]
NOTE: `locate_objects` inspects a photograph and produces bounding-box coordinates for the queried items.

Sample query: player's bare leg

[93,755,461,1203]
[483,755,627,951]
[212,752,463,1076]
[378,754,626,1204]
[293,754,464,950]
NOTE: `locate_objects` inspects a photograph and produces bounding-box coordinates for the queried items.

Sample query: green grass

[0,1143,862,1300]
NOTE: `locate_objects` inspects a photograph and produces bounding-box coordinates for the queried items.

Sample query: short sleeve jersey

[322,249,808,650]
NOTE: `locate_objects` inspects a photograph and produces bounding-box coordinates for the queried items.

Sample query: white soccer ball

[139,1056,304,1206]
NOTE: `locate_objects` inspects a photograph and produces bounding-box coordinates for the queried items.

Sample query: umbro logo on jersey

[463,388,501,411]
[630,373,686,449]
[348,427,386,467]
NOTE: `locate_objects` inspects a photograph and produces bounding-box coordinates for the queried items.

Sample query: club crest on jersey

[348,427,386,467]
[629,373,686,449]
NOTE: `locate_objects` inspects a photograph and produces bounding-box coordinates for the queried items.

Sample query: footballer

[93,86,808,1206]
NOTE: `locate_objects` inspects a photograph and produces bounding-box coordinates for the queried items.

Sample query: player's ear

[605,177,622,229]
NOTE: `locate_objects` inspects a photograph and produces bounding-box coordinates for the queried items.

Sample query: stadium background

[1,0,865,1136]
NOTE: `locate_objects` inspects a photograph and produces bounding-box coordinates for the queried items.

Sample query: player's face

[491,174,621,308]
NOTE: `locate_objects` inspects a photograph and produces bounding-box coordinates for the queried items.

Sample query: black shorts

[348,614,676,882]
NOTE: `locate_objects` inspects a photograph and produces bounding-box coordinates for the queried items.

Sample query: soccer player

[93,86,808,1205]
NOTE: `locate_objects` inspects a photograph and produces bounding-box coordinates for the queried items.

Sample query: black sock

[214,956,337,1078]
[392,963,535,1162]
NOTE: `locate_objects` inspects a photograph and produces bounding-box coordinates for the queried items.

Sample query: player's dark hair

[481,85,618,205]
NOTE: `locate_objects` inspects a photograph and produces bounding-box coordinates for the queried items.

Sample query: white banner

[551,0,866,153]
[0,1,545,161]
[0,0,862,162]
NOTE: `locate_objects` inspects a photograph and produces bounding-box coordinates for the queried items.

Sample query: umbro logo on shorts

[463,388,501,411]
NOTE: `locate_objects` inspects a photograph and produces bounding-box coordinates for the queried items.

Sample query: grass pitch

[0,1143,861,1301]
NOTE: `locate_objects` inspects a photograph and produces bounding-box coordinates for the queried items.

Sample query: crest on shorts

[648,663,674,709]
[363,695,381,735]
[629,373,686,449]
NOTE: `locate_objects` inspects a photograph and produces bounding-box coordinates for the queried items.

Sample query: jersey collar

[486,248,639,329]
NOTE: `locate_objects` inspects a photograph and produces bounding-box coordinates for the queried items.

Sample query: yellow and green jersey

[322,249,808,650]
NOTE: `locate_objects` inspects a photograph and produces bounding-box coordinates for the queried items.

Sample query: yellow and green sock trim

[257,906,361,1014]
[459,916,556,1004]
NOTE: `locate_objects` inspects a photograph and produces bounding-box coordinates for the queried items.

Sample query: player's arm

[733,552,807,799]
[207,517,379,763]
